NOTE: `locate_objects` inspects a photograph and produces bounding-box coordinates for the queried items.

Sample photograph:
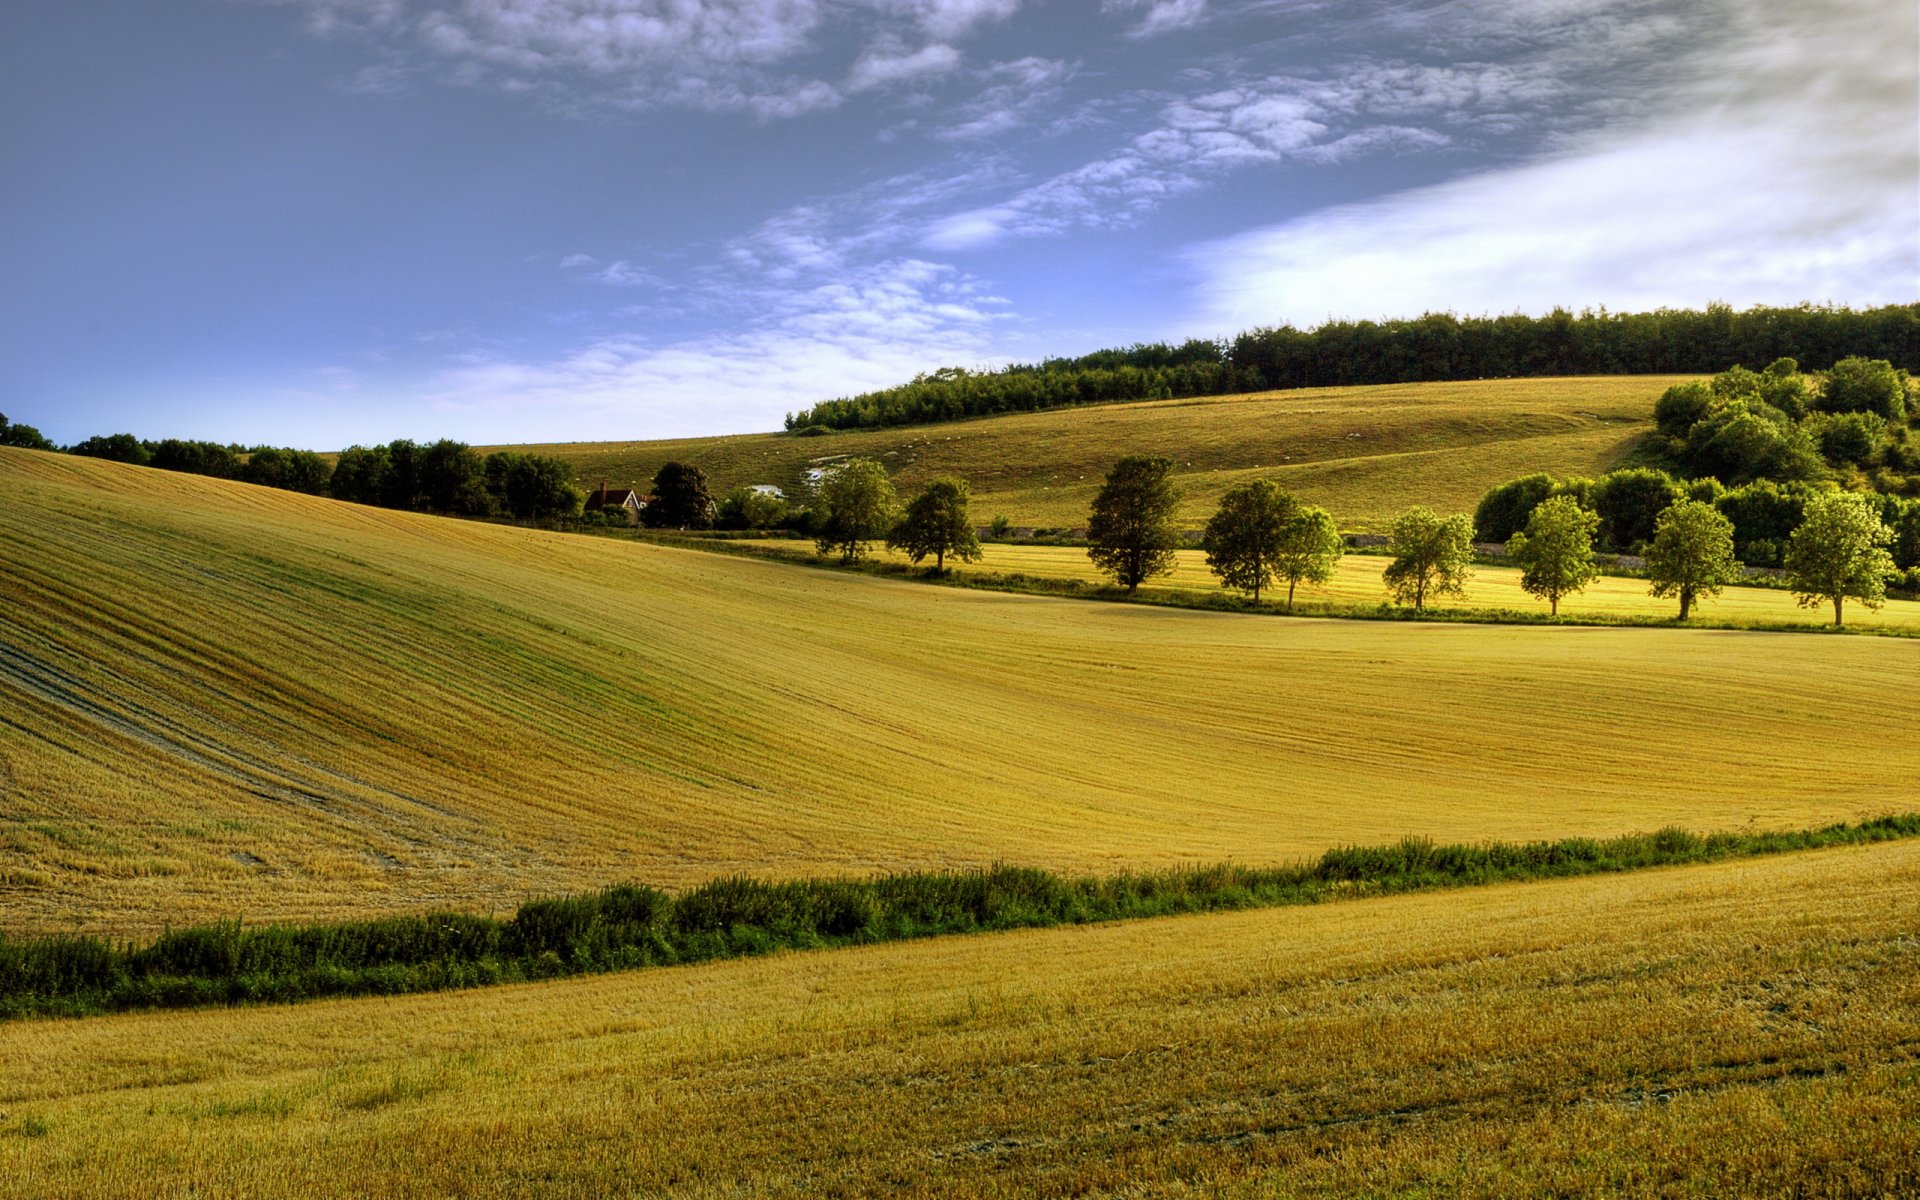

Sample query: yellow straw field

[3,447,1916,934]
[500,375,1675,531]
[3,840,1915,1197]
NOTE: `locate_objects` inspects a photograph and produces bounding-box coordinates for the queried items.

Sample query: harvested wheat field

[3,840,1916,1198]
[3,447,1918,934]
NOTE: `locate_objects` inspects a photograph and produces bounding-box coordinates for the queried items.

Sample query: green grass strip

[4,816,1916,1021]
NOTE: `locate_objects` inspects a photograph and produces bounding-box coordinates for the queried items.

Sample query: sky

[1,0,1915,447]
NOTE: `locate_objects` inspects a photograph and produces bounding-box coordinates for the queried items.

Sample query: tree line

[1,419,587,521]
[775,447,1902,626]
[783,303,1920,432]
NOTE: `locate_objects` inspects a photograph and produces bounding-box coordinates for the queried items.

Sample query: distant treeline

[5,424,588,521]
[3,816,1915,1020]
[785,303,1920,432]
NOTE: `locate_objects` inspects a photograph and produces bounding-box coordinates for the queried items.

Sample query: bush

[1473,473,1559,543]
[1818,356,1909,421]
[1590,468,1683,552]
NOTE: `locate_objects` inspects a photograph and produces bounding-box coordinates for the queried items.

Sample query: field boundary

[5,816,1915,1022]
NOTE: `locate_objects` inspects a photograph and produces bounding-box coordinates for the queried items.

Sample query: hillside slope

[3,447,1916,933]
[501,375,1679,530]
[6,841,1917,1196]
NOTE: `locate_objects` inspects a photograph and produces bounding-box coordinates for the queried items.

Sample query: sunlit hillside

[498,375,1679,530]
[3,447,1915,935]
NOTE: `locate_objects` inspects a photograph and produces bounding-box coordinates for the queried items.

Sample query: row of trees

[792,452,1899,626]
[784,304,1920,432]
[10,419,587,521]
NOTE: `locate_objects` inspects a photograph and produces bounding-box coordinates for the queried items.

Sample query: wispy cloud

[1183,0,1917,327]
[426,258,1010,436]
[1105,0,1209,40]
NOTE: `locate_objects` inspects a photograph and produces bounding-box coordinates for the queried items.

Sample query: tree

[1202,480,1296,602]
[1817,357,1908,422]
[1590,468,1682,552]
[888,477,981,572]
[419,440,493,515]
[1472,473,1559,543]
[1653,381,1713,440]
[814,458,899,563]
[486,451,582,519]
[1383,507,1473,610]
[0,414,54,450]
[68,433,149,465]
[715,486,788,530]
[330,445,392,505]
[1272,504,1343,611]
[1087,455,1181,591]
[1645,500,1741,619]
[1507,496,1599,615]
[643,461,715,530]
[1784,492,1895,626]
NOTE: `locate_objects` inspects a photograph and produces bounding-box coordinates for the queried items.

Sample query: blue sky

[2,0,1914,447]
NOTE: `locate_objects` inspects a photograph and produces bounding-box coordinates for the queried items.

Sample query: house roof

[585,487,642,509]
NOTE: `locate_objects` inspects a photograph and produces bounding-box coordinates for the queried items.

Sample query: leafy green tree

[1645,500,1741,619]
[1653,382,1713,440]
[240,446,331,494]
[330,445,392,505]
[1812,411,1888,465]
[1785,492,1896,626]
[1817,357,1908,422]
[715,486,788,530]
[888,477,982,572]
[814,458,899,564]
[1683,400,1825,484]
[1507,496,1599,615]
[1273,504,1343,611]
[150,439,239,478]
[1590,468,1682,552]
[0,413,54,450]
[1086,455,1181,591]
[380,439,424,509]
[1383,507,1474,610]
[644,461,715,530]
[419,440,494,515]
[68,433,149,465]
[1473,473,1559,542]
[1202,480,1295,602]
[486,452,582,519]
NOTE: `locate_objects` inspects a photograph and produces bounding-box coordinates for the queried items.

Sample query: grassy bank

[6,816,1915,1021]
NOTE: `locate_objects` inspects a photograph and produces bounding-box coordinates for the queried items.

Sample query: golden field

[2,841,1915,1197]
[3,446,1919,934]
[498,375,1676,531]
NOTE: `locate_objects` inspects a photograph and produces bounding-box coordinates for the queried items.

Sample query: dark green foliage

[1653,382,1713,440]
[330,445,392,505]
[1473,473,1560,543]
[0,413,55,450]
[239,447,331,494]
[784,304,1920,432]
[485,451,582,519]
[1590,468,1684,552]
[1087,455,1182,590]
[68,433,149,465]
[715,486,789,530]
[4,816,1916,1020]
[1818,356,1909,421]
[150,439,241,478]
[419,440,494,515]
[1683,399,1826,484]
[888,477,981,571]
[643,461,715,530]
[1813,411,1888,466]
[1714,480,1817,566]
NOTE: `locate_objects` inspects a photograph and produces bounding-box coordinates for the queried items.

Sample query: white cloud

[1183,0,1917,326]
[252,0,1026,116]
[1104,0,1208,39]
[425,259,1010,436]
[847,39,964,92]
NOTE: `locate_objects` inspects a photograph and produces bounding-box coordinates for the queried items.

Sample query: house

[584,480,646,525]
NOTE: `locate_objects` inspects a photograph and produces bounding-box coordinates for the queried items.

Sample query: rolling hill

[497,375,1680,530]
[3,446,1917,935]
